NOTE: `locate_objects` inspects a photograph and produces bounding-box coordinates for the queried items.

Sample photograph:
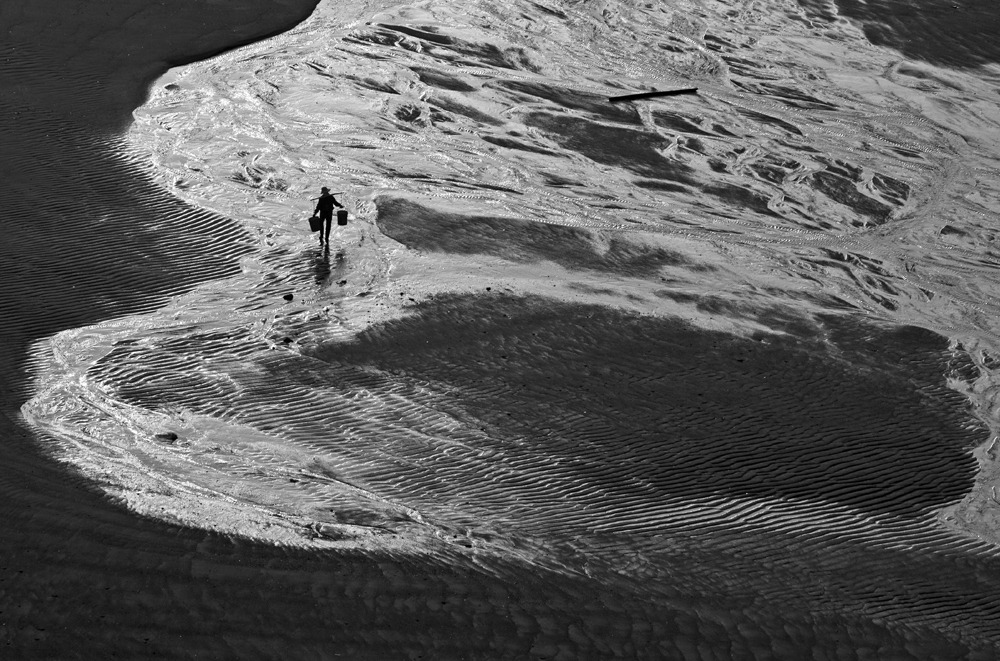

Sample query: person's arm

[334,197,344,208]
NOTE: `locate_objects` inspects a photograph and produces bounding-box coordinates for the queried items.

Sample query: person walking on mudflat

[313,186,343,245]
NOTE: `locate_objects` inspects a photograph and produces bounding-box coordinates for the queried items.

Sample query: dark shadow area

[756,82,840,110]
[524,112,698,183]
[872,172,911,204]
[412,66,475,91]
[481,133,561,155]
[346,75,399,94]
[800,0,1000,69]
[494,80,643,125]
[529,1,568,19]
[748,156,800,185]
[315,293,981,519]
[541,172,582,187]
[704,183,781,217]
[375,197,693,276]
[811,171,894,225]
[429,94,504,126]
[735,107,804,136]
[732,81,840,111]
[722,54,770,77]
[818,157,863,181]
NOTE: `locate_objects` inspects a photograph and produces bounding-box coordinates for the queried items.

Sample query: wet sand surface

[6,0,1000,658]
[825,0,1000,69]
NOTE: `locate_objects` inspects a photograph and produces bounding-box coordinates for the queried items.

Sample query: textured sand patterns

[9,0,1000,657]
[67,285,1000,647]
[0,106,256,332]
[307,295,980,518]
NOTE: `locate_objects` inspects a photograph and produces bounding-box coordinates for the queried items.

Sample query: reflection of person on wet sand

[313,246,331,284]
[313,186,343,245]
[312,245,346,285]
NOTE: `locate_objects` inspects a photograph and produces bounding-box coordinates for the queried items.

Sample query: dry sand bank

[5,0,1000,658]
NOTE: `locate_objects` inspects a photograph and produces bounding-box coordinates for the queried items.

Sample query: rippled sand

[6,0,1000,657]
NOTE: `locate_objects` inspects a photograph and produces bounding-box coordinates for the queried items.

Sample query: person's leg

[323,218,332,244]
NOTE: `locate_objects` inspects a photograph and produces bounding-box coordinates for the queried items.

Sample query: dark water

[812,0,1000,69]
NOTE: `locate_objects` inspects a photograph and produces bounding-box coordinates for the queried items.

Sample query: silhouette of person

[313,187,343,245]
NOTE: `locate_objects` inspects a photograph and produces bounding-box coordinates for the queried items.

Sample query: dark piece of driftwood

[608,88,698,103]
